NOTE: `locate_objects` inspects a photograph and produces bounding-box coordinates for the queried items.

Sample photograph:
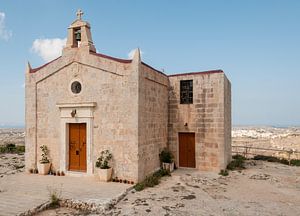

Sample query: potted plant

[159,148,174,172]
[37,145,51,175]
[95,150,113,182]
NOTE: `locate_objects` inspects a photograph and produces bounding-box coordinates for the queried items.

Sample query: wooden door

[69,123,86,171]
[179,133,195,168]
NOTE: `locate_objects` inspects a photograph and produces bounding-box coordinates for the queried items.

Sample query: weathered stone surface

[168,72,231,171]
[25,13,231,182]
[0,173,131,216]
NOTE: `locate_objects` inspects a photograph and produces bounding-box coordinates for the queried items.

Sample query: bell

[75,30,81,41]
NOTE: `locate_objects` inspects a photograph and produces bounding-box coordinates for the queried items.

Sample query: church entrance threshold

[69,123,87,172]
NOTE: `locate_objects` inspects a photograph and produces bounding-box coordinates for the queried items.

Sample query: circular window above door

[71,81,82,94]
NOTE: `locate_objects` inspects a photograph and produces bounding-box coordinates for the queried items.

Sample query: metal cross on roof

[76,9,84,20]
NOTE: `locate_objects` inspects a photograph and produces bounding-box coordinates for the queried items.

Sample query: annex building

[25,11,231,182]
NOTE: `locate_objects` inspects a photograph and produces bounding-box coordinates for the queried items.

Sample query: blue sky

[0,0,300,127]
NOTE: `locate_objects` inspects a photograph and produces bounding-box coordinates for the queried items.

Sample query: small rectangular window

[180,80,193,104]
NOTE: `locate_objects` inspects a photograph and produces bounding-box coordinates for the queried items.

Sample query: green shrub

[159,148,174,163]
[290,159,300,166]
[153,169,171,178]
[227,154,245,170]
[47,186,61,208]
[0,143,25,154]
[96,150,112,169]
[0,146,5,153]
[6,143,16,152]
[50,192,60,208]
[253,155,289,165]
[134,169,171,192]
[16,145,25,153]
[134,183,145,191]
[219,169,229,176]
[39,145,50,164]
[232,154,246,161]
[144,175,159,187]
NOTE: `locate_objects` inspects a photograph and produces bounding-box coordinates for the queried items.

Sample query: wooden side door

[179,133,195,168]
[69,123,86,172]
[187,133,196,168]
[179,133,188,167]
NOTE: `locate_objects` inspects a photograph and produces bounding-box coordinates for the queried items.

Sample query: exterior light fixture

[71,109,77,117]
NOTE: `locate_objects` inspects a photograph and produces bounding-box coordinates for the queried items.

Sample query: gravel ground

[0,153,299,216]
[35,207,88,216]
[1,128,299,215]
[105,161,300,216]
[0,153,24,178]
[33,160,300,216]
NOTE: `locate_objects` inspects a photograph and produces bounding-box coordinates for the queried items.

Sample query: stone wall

[26,50,140,182]
[25,16,232,182]
[223,75,232,167]
[168,71,231,171]
[25,66,37,170]
[137,64,169,181]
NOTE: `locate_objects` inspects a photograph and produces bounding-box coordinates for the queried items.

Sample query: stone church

[25,11,231,182]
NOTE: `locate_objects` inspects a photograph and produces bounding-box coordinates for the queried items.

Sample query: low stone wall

[232,145,300,160]
[19,186,133,215]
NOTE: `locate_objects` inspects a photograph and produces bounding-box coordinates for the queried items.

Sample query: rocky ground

[0,153,24,178]
[34,160,300,216]
[232,126,300,151]
[105,161,300,216]
[0,128,24,146]
[232,126,300,160]
[1,127,300,215]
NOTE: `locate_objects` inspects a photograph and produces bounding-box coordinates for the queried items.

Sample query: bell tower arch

[63,9,96,53]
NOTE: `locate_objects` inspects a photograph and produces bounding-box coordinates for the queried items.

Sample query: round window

[71,81,82,94]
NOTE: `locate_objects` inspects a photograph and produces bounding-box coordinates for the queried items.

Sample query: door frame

[178,132,196,169]
[57,102,96,176]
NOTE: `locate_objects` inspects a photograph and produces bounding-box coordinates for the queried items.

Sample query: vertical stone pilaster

[25,63,37,172]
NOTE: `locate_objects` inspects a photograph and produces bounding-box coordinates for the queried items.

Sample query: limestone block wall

[223,76,232,166]
[137,64,169,181]
[168,71,231,171]
[26,50,140,181]
[25,69,37,170]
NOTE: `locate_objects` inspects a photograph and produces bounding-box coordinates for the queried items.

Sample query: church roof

[30,56,62,73]
[29,52,133,73]
[91,52,168,77]
[29,51,167,76]
[29,52,223,78]
[90,51,132,63]
[168,69,223,77]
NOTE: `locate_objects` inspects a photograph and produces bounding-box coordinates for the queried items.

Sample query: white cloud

[0,12,12,40]
[128,48,144,59]
[31,38,67,62]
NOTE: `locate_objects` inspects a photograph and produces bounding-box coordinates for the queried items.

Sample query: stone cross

[76,9,84,20]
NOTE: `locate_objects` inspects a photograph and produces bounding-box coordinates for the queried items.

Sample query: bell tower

[63,9,96,53]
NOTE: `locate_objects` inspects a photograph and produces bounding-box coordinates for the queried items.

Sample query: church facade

[25,13,231,182]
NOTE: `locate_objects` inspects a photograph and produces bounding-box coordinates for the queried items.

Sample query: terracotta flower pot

[37,163,51,175]
[97,167,112,182]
